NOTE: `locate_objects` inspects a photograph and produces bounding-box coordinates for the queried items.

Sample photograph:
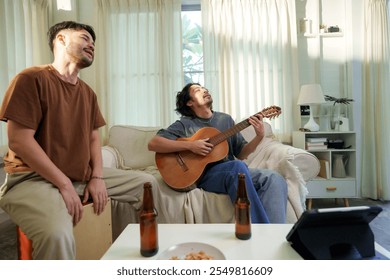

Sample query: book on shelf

[306,141,327,146]
[306,137,328,143]
[318,159,330,179]
[306,144,328,150]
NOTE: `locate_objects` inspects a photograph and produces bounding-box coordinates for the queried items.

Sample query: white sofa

[102,123,320,239]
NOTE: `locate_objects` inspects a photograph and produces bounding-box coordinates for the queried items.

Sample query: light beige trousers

[0,167,158,259]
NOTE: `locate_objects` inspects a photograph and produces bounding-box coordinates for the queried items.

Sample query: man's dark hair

[47,21,96,52]
[175,83,200,117]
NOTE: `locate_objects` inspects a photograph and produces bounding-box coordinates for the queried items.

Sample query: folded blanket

[244,138,308,222]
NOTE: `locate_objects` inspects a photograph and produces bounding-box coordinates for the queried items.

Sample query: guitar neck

[207,106,280,146]
[208,118,251,146]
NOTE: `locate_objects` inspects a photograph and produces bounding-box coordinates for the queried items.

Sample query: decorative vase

[330,104,341,131]
[319,104,331,131]
[332,154,348,178]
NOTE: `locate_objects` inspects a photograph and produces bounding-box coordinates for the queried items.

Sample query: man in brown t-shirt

[0,21,159,259]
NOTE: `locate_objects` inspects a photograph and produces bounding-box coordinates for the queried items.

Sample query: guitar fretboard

[207,105,281,146]
[209,119,251,146]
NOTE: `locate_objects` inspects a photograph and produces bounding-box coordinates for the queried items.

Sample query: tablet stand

[289,223,375,260]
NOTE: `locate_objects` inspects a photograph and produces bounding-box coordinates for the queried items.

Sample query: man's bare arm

[148,135,213,156]
[83,129,108,215]
[7,120,83,224]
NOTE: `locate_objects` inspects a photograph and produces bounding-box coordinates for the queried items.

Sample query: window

[182,4,203,84]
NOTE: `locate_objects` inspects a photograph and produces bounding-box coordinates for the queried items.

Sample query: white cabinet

[292,131,357,206]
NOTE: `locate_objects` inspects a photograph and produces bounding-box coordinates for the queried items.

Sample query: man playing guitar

[148,83,287,223]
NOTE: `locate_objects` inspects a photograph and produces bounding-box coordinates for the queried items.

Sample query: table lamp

[297,84,326,132]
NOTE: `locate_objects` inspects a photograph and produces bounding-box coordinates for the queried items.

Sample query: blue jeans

[197,160,288,223]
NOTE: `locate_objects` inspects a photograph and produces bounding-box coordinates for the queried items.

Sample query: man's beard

[67,45,93,68]
[79,57,93,68]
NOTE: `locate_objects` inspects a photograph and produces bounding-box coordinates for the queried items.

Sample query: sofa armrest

[102,146,119,169]
[243,137,320,182]
[241,123,320,182]
[288,147,320,182]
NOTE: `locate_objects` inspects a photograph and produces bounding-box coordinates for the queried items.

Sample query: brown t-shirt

[0,65,106,182]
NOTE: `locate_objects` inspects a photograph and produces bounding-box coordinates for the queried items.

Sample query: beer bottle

[139,182,159,257]
[235,173,251,240]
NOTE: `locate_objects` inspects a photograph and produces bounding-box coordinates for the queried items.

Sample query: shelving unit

[293,131,357,209]
[300,32,344,38]
[296,0,350,110]
[295,1,358,209]
[319,32,344,37]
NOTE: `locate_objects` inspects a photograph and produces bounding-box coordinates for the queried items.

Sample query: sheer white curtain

[95,0,183,137]
[201,0,298,142]
[361,0,390,200]
[0,0,50,145]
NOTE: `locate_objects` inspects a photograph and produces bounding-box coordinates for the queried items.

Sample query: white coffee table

[101,223,390,260]
[101,223,302,260]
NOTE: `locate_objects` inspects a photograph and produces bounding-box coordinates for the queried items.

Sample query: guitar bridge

[176,153,189,172]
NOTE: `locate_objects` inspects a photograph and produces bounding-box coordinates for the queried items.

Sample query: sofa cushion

[108,125,161,169]
[240,122,274,142]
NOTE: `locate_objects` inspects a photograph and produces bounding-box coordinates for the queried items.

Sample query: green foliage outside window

[182,12,203,84]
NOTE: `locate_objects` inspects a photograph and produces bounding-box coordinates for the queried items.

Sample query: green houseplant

[324,95,354,130]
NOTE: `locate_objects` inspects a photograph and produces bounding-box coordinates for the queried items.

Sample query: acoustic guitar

[155,105,282,192]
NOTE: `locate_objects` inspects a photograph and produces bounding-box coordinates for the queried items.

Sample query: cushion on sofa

[108,125,161,169]
[240,122,274,141]
[102,146,119,169]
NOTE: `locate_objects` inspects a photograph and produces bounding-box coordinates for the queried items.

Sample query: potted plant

[324,95,354,130]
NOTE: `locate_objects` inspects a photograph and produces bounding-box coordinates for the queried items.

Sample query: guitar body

[155,127,228,192]
[155,105,281,192]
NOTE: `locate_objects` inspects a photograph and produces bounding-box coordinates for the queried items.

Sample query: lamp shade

[297,84,326,105]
